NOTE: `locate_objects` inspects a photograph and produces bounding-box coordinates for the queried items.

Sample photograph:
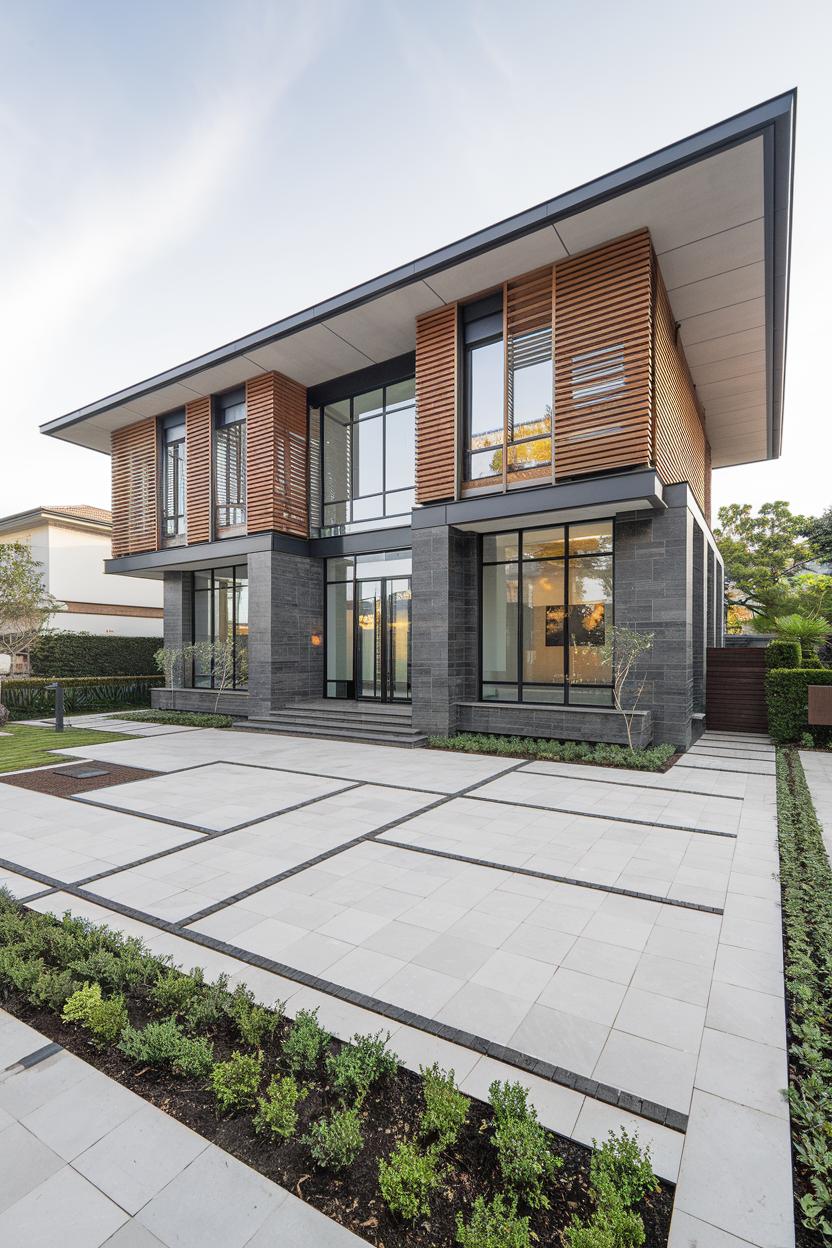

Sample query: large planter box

[152,687,250,717]
[454,701,652,747]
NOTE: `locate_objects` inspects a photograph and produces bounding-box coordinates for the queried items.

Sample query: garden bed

[110,710,234,728]
[428,733,678,772]
[775,747,832,1247]
[0,759,157,795]
[0,894,673,1247]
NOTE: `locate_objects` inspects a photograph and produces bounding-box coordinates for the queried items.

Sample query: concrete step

[236,718,428,748]
[273,709,414,730]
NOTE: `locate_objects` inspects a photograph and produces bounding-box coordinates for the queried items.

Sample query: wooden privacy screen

[415,303,458,504]
[185,397,211,545]
[111,418,157,556]
[504,267,554,486]
[553,230,653,480]
[246,372,309,538]
[653,262,710,519]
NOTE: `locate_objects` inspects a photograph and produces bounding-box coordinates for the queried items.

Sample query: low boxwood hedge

[765,668,832,744]
[765,640,801,670]
[1,675,162,720]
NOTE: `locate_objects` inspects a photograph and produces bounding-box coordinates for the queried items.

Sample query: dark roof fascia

[42,91,796,445]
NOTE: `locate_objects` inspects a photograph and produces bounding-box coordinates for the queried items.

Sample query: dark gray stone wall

[456,702,652,747]
[247,549,324,716]
[163,572,192,655]
[614,490,695,749]
[152,687,250,716]
[411,525,478,736]
[692,522,705,714]
[706,546,717,649]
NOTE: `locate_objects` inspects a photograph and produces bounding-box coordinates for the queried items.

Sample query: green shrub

[0,947,44,998]
[31,966,79,1012]
[326,1031,397,1105]
[253,1075,306,1140]
[456,1194,532,1248]
[30,633,161,677]
[590,1129,658,1207]
[488,1080,561,1210]
[2,675,161,720]
[419,1063,469,1150]
[150,967,203,1017]
[183,973,231,1032]
[211,1050,263,1113]
[283,1008,331,1075]
[765,668,832,743]
[378,1141,442,1221]
[228,985,281,1049]
[565,1195,645,1248]
[61,983,127,1047]
[119,1018,214,1075]
[427,734,674,772]
[113,709,234,727]
[766,639,802,670]
[304,1106,363,1171]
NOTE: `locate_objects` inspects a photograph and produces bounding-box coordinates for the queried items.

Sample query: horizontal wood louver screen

[111,418,157,556]
[246,372,309,537]
[185,396,212,545]
[653,263,709,516]
[415,303,458,503]
[553,230,653,480]
[505,266,554,484]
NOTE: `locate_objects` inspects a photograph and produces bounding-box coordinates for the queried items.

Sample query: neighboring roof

[41,92,796,471]
[0,504,112,535]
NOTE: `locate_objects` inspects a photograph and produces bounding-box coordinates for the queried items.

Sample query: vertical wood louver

[185,396,212,545]
[111,418,157,556]
[246,372,309,537]
[415,303,458,503]
[653,261,710,517]
[504,266,554,484]
[553,230,654,480]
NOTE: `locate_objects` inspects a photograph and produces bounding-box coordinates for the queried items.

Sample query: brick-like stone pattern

[163,572,192,654]
[411,525,478,736]
[152,687,251,716]
[706,545,716,649]
[692,521,705,714]
[613,488,694,749]
[247,549,324,716]
[456,702,652,747]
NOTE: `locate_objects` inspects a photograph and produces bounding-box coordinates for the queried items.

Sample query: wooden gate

[706,647,768,732]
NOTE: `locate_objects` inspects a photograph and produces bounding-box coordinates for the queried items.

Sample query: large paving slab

[800,749,832,861]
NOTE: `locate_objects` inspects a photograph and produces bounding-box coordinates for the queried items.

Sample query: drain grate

[72,768,110,779]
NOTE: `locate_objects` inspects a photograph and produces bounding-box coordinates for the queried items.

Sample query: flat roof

[41,91,795,471]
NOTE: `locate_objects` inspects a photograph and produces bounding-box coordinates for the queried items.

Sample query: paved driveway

[0,720,793,1247]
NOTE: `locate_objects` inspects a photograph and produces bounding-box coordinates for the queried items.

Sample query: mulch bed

[0,761,159,796]
[427,744,682,774]
[3,992,674,1247]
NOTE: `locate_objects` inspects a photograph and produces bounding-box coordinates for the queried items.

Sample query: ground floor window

[192,565,249,689]
[481,520,613,705]
[325,551,411,701]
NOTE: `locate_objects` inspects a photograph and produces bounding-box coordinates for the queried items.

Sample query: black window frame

[191,565,249,691]
[213,386,247,533]
[479,518,615,706]
[159,409,186,544]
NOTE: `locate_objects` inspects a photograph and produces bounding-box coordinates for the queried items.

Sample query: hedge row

[764,640,801,670]
[1,676,162,720]
[765,668,832,744]
[30,632,161,677]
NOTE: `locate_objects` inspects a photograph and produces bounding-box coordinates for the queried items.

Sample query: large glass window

[318,378,415,534]
[192,565,248,689]
[214,388,246,531]
[481,520,613,704]
[325,552,412,700]
[160,411,186,541]
[463,291,552,487]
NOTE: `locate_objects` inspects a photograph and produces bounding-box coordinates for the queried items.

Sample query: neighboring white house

[0,505,163,638]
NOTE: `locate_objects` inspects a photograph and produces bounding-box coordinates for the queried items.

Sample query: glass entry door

[355,577,411,702]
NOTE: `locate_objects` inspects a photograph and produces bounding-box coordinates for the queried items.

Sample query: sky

[1,0,830,524]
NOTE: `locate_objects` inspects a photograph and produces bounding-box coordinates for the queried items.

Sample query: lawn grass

[0,723,136,773]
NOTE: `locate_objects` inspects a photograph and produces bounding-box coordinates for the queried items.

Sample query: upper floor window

[463,284,553,488]
[315,377,415,535]
[160,411,186,541]
[214,388,246,531]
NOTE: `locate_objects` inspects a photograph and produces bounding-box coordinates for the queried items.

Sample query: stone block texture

[246,549,324,716]
[411,525,478,735]
[456,702,652,747]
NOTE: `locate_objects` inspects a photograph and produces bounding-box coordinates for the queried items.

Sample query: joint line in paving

[13,863,687,1134]
[514,761,744,801]
[376,837,724,914]
[468,793,739,838]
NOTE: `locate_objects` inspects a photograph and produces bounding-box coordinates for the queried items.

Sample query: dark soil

[3,992,674,1247]
[0,760,158,796]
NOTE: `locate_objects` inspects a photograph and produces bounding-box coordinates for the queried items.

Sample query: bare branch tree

[600,625,655,754]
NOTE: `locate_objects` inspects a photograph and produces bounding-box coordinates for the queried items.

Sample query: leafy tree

[0,543,60,679]
[807,506,832,564]
[600,626,655,755]
[714,502,825,623]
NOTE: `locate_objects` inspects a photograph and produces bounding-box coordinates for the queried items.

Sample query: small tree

[0,543,60,685]
[600,625,655,754]
[772,614,831,662]
[154,646,186,712]
[188,637,246,714]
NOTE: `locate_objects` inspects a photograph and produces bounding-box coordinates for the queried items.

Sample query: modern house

[41,93,794,749]
[0,505,163,665]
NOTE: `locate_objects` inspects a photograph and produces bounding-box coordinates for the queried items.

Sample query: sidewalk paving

[0,1010,362,1248]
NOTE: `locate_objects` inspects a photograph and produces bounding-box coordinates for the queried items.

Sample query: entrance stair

[236,698,427,748]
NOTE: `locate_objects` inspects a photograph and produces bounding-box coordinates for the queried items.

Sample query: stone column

[246,549,325,717]
[411,524,478,736]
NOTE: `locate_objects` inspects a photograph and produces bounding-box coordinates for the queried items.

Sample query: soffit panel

[665,261,765,321]
[244,323,375,385]
[657,219,764,288]
[425,226,567,301]
[322,280,443,362]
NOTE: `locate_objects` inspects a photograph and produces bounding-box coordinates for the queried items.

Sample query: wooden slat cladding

[111,418,157,556]
[506,266,553,337]
[553,230,653,480]
[185,397,212,545]
[653,263,709,517]
[246,372,309,538]
[415,303,458,503]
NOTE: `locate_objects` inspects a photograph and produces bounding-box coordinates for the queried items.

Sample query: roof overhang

[42,92,795,471]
